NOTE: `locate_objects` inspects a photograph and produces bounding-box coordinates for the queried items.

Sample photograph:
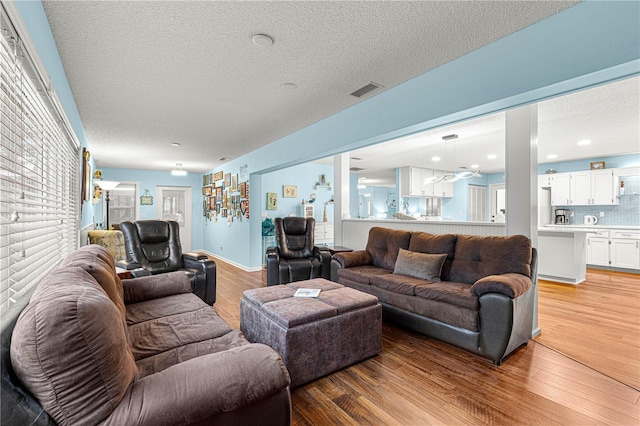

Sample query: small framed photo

[231,174,238,192]
[590,161,605,170]
[283,185,297,198]
[240,182,246,198]
[224,173,231,187]
[267,192,278,210]
[213,171,224,182]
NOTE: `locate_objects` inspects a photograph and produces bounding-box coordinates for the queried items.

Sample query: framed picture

[231,174,238,192]
[283,185,297,198]
[216,187,223,199]
[240,182,246,198]
[590,161,605,170]
[214,171,224,182]
[267,192,278,210]
[224,173,231,187]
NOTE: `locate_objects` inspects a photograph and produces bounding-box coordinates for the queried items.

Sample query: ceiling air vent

[350,82,383,98]
[350,167,365,172]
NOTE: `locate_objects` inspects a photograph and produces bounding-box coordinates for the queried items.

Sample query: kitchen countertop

[542,224,640,231]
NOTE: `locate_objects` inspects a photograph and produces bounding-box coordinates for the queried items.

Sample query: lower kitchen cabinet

[587,229,640,271]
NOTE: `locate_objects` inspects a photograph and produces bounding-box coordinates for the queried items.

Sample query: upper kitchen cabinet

[549,169,618,206]
[400,167,453,198]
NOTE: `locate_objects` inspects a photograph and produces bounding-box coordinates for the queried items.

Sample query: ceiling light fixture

[281,82,297,90]
[577,139,592,146]
[171,163,187,176]
[424,135,480,184]
[171,142,181,147]
[432,156,441,162]
[252,34,273,47]
[357,177,367,189]
[547,154,558,159]
[487,154,497,160]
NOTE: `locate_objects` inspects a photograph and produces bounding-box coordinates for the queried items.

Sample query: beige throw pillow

[393,248,447,282]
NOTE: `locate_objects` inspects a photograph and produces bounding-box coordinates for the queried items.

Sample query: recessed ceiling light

[470,164,479,169]
[171,142,180,147]
[487,154,497,160]
[281,82,297,90]
[432,156,441,162]
[577,139,592,146]
[547,154,558,159]
[252,34,273,47]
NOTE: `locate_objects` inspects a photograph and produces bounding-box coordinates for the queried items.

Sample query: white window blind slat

[1,7,79,311]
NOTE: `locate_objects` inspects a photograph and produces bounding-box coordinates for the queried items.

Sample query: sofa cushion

[413,281,478,310]
[337,265,392,285]
[408,232,457,281]
[393,248,447,282]
[127,303,233,360]
[60,244,126,321]
[370,273,424,296]
[10,267,138,426]
[135,330,251,378]
[365,227,411,271]
[449,234,532,284]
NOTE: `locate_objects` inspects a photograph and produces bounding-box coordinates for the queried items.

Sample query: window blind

[1,7,79,310]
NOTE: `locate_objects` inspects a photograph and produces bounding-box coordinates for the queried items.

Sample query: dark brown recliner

[117,220,216,304]
[266,217,331,286]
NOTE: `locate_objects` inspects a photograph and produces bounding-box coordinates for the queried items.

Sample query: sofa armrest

[183,251,208,261]
[123,271,192,304]
[471,273,532,298]
[314,246,332,280]
[116,259,141,270]
[333,250,372,268]
[183,255,217,305]
[265,247,280,286]
[102,344,291,426]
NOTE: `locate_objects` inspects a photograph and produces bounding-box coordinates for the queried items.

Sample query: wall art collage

[202,169,249,225]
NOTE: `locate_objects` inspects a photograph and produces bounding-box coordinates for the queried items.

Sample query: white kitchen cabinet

[433,169,454,197]
[550,173,571,206]
[400,167,453,197]
[610,230,640,269]
[586,230,610,267]
[550,170,618,206]
[586,229,640,271]
[538,174,553,188]
[570,171,591,205]
[314,222,334,246]
[590,169,618,205]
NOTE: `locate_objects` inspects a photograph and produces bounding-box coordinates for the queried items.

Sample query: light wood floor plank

[211,258,640,425]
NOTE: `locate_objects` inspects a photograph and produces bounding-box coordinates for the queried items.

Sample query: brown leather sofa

[330,227,537,365]
[3,245,291,426]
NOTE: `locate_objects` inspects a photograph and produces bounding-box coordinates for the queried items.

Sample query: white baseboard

[197,249,262,272]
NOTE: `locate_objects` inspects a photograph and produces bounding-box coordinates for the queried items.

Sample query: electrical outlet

[599,212,605,217]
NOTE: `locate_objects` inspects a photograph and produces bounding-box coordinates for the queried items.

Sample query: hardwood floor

[536,268,640,391]
[212,259,640,425]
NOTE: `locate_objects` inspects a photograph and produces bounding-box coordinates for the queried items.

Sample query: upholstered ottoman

[240,278,382,388]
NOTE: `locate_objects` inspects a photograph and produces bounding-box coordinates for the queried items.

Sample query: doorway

[489,183,506,222]
[156,186,192,251]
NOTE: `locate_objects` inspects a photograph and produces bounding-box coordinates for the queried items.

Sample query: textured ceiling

[41,0,578,173]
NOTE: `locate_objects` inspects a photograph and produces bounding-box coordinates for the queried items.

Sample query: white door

[156,186,192,251]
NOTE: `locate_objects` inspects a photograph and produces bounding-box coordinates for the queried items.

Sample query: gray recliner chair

[265,217,331,286]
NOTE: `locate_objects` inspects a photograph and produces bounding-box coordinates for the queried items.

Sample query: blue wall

[14,1,640,268]
[260,163,335,223]
[98,168,205,250]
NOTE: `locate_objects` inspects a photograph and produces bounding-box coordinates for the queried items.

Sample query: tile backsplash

[557,174,640,226]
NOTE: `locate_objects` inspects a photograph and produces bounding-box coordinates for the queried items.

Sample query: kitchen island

[537,226,593,284]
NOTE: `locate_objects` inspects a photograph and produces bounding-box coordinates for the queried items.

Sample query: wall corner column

[505,104,540,336]
[334,153,350,246]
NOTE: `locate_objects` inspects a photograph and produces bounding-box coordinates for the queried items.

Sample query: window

[1,6,79,310]
[105,182,138,227]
